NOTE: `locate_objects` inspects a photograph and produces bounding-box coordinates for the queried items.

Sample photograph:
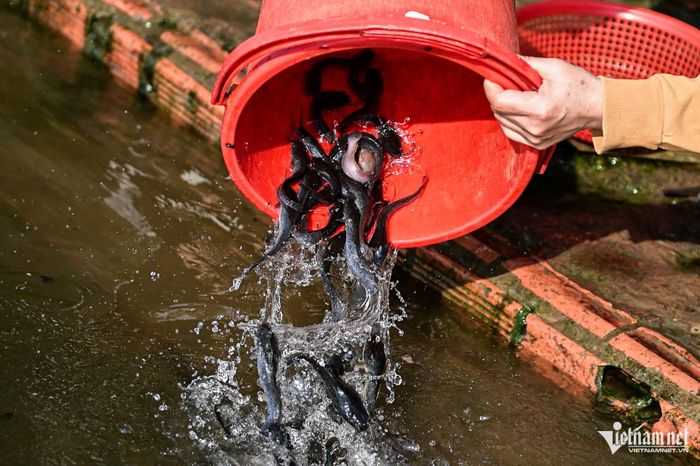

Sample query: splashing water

[182,104,427,462]
[184,236,412,464]
[183,48,431,464]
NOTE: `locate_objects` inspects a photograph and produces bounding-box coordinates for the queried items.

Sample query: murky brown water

[0,8,691,465]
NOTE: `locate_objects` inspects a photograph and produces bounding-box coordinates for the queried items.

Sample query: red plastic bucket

[212,0,552,248]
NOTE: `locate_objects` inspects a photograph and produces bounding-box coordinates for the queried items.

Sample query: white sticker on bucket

[405,10,431,21]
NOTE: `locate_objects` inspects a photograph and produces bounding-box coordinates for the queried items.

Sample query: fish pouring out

[232,49,427,459]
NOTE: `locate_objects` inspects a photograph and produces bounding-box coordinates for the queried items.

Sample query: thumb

[518,55,563,79]
[483,79,505,104]
[484,78,538,114]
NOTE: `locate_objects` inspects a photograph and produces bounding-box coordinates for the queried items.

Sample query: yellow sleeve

[591,75,700,153]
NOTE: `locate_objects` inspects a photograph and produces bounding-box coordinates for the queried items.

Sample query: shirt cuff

[591,76,664,153]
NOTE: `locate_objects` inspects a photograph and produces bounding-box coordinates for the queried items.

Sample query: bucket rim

[212,15,546,105]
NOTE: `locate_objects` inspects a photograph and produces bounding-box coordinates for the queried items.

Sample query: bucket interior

[230,48,535,247]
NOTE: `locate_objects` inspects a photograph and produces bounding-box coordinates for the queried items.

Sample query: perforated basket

[517,0,700,143]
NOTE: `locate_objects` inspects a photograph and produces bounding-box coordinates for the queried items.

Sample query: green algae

[186,89,198,117]
[595,365,662,426]
[509,305,534,347]
[137,42,171,99]
[562,151,700,204]
[84,12,113,64]
[402,253,532,342]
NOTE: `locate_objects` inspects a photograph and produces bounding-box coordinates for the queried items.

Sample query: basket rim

[517,0,700,50]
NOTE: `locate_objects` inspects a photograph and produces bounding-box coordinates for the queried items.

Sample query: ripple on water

[0,268,91,312]
[103,160,158,239]
[155,194,246,235]
[153,303,249,324]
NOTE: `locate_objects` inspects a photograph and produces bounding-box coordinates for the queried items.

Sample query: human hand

[483,56,603,149]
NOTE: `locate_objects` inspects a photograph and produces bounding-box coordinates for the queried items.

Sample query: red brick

[102,0,153,20]
[27,0,91,49]
[160,30,228,75]
[106,24,151,90]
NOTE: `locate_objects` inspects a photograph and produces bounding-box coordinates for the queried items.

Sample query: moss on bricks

[84,12,113,64]
[509,305,534,347]
[138,43,171,99]
[595,365,663,426]
[186,89,199,117]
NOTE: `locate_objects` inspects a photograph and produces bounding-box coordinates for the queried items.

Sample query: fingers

[493,113,555,149]
[482,79,503,108]
[483,57,600,149]
[484,79,541,147]
[493,109,557,139]
[500,126,555,149]
[484,79,539,116]
[501,126,534,147]
[518,55,567,80]
[495,117,534,146]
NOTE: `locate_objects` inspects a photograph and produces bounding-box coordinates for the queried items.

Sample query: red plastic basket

[517,0,700,143]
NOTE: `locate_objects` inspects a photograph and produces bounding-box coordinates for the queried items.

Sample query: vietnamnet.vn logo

[598,421,689,454]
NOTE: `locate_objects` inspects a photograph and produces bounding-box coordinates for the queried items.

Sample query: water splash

[183,236,410,465]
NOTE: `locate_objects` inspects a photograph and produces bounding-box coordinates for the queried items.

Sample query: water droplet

[229,276,243,291]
